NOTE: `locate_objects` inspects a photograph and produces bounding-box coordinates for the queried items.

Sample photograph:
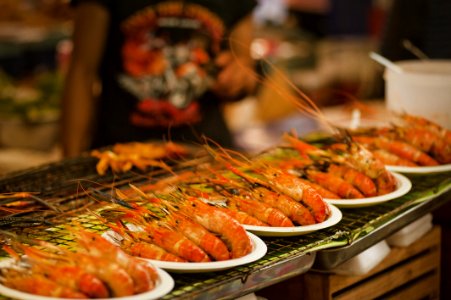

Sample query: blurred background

[0,0,392,174]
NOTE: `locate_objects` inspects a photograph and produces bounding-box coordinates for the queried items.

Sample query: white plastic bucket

[384,60,451,129]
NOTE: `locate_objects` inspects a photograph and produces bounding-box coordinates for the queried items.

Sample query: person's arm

[211,15,257,101]
[60,2,110,157]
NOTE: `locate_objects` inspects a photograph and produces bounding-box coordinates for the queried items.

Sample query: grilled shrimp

[371,149,418,167]
[180,196,253,258]
[306,170,364,199]
[251,186,316,225]
[228,194,294,227]
[125,240,186,262]
[353,136,439,166]
[327,164,377,197]
[143,222,211,262]
[165,213,231,261]
[217,207,268,226]
[1,272,89,298]
[293,177,340,199]
[71,229,158,294]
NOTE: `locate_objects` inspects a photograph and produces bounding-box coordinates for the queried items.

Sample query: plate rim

[324,172,412,207]
[386,163,451,174]
[143,232,267,273]
[0,260,174,300]
[242,203,342,237]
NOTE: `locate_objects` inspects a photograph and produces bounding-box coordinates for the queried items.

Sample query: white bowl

[384,60,451,129]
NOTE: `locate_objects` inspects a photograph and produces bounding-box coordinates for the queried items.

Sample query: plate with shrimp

[347,113,451,174]
[0,229,175,300]
[141,232,267,273]
[99,194,267,273]
[385,163,451,174]
[323,172,412,208]
[0,258,174,300]
[242,203,342,237]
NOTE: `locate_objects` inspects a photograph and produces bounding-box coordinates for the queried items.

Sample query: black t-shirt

[73,0,256,148]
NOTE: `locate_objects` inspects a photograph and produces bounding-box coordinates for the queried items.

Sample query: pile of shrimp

[91,141,188,175]
[348,113,451,166]
[92,185,254,263]
[274,133,398,199]
[0,228,159,298]
[91,139,333,256]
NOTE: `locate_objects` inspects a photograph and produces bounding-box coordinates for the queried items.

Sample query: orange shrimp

[179,196,253,258]
[399,114,451,163]
[327,164,377,197]
[1,272,89,298]
[222,164,328,223]
[101,190,229,262]
[276,156,313,171]
[68,228,157,294]
[399,113,451,143]
[284,133,385,180]
[229,194,294,227]
[217,207,268,226]
[375,170,397,195]
[100,218,187,263]
[8,238,136,297]
[2,244,107,298]
[263,170,329,223]
[71,252,136,297]
[195,169,316,225]
[165,212,231,261]
[394,127,439,153]
[353,136,439,166]
[328,141,388,179]
[380,126,451,164]
[251,186,316,225]
[284,133,397,197]
[294,178,340,199]
[142,221,211,262]
[125,240,186,262]
[203,140,304,201]
[34,264,110,298]
[307,170,364,199]
[96,204,212,263]
[371,149,418,167]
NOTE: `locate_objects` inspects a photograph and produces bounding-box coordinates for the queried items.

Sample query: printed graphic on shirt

[119,2,225,127]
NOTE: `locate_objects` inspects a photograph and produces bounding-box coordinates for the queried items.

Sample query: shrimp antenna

[201,135,252,167]
[89,189,135,209]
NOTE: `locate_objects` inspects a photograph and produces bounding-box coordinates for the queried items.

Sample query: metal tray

[0,156,336,299]
[313,172,451,271]
[0,155,450,298]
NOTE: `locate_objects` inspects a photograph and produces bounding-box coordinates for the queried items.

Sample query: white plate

[0,259,174,300]
[324,172,412,208]
[142,232,267,273]
[386,163,451,174]
[242,203,342,237]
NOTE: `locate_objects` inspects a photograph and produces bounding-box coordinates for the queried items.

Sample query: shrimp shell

[166,213,231,261]
[126,240,186,262]
[143,223,211,262]
[181,197,253,258]
[353,136,439,166]
[307,170,364,199]
[252,187,316,226]
[327,164,377,197]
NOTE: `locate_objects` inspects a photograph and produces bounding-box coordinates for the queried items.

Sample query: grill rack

[0,156,450,299]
